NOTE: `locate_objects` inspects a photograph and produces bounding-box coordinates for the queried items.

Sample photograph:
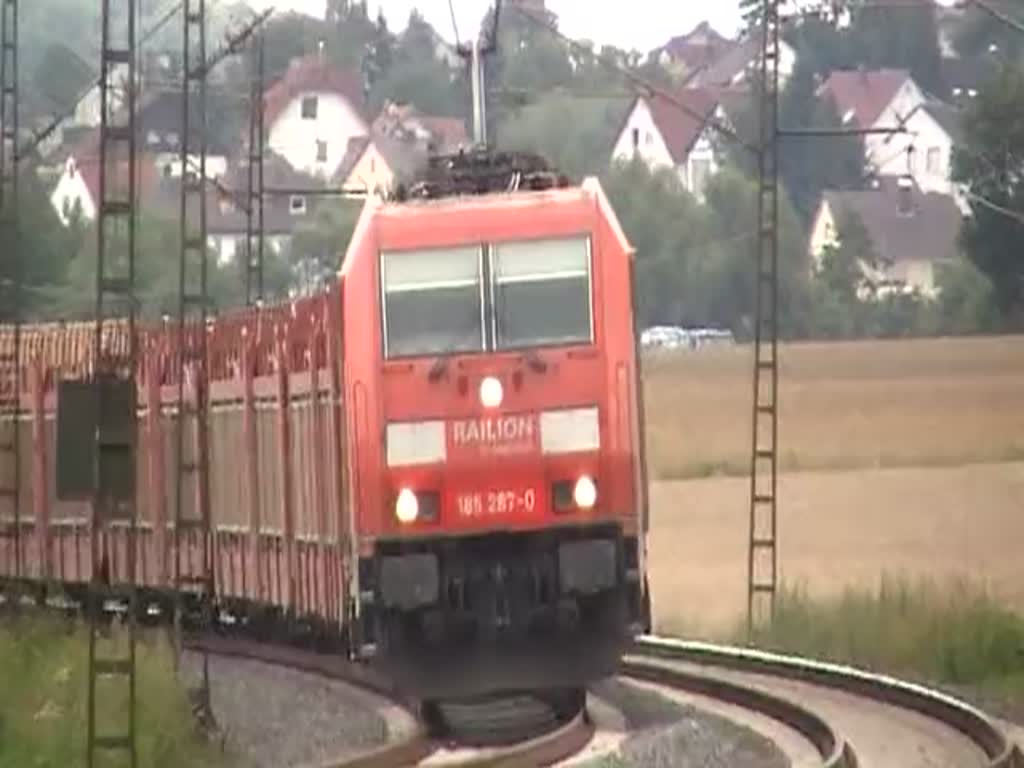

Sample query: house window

[301,96,318,119]
[926,147,941,175]
[316,140,327,163]
[631,127,639,150]
[645,130,653,146]
[370,157,376,173]
[290,195,307,215]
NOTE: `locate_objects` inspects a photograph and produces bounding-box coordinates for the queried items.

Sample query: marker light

[573,476,597,509]
[479,376,503,409]
[395,488,419,523]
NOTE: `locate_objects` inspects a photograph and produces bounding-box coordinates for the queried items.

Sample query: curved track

[629,637,1024,768]
[4,595,1022,767]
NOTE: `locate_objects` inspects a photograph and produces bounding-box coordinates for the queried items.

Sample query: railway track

[195,634,1023,767]
[4,595,1022,766]
[625,637,1024,768]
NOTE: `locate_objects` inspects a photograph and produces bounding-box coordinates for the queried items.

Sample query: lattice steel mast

[245,30,265,307]
[174,0,214,725]
[86,0,140,764]
[0,0,21,589]
[747,0,781,633]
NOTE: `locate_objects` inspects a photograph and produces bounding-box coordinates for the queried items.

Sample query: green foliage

[779,61,864,223]
[601,159,813,338]
[953,0,1023,63]
[497,94,630,179]
[742,576,1024,699]
[933,257,999,334]
[0,616,229,767]
[367,11,465,117]
[952,60,1024,324]
[288,200,361,295]
[0,173,82,320]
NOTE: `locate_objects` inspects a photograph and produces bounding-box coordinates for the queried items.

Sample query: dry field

[643,335,1024,479]
[643,336,1024,636]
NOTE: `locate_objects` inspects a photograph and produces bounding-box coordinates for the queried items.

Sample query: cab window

[381,246,484,358]
[492,237,592,349]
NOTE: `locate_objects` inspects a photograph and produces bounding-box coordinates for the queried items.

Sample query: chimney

[897,175,913,215]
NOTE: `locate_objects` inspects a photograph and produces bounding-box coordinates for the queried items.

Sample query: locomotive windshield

[381,236,592,359]
[381,246,485,358]
[492,237,592,349]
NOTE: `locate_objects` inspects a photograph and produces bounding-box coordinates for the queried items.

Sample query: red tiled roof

[263,55,366,129]
[818,69,911,128]
[642,88,720,164]
[416,116,468,152]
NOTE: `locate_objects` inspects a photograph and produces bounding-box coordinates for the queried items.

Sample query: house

[653,22,796,88]
[818,68,965,202]
[264,54,369,179]
[808,176,962,298]
[333,129,429,199]
[609,88,734,200]
[49,90,230,224]
[687,27,796,89]
[870,100,964,201]
[372,101,468,154]
[818,68,926,172]
[653,22,734,79]
[139,152,325,268]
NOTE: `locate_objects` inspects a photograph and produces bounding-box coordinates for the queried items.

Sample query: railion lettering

[452,415,536,446]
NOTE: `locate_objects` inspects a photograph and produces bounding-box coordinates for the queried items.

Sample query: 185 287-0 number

[457,488,536,518]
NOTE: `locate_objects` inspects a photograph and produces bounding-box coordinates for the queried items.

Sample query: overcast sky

[247,1,747,52]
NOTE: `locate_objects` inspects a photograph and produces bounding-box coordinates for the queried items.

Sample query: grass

[643,336,1024,479]
[0,614,229,768]
[736,576,1024,707]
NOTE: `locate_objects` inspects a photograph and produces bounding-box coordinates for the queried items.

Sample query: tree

[497,94,630,179]
[288,200,360,296]
[0,173,81,320]
[368,11,464,117]
[952,61,1024,324]
[848,1,946,98]
[778,60,864,223]
[953,0,1023,63]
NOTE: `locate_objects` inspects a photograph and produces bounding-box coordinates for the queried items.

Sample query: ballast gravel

[180,650,394,768]
[587,678,787,768]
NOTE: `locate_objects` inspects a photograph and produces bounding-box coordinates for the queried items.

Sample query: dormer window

[290,195,307,215]
[301,96,318,119]
[631,127,639,150]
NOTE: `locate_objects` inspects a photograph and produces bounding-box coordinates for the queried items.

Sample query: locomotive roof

[339,176,634,279]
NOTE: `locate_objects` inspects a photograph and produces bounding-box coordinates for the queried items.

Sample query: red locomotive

[0,158,649,700]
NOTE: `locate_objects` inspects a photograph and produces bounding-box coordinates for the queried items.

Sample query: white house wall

[267,91,368,178]
[50,158,96,224]
[864,79,926,168]
[870,108,954,195]
[610,100,676,172]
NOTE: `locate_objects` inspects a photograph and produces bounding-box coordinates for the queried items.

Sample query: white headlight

[479,376,503,409]
[395,488,419,523]
[574,476,597,509]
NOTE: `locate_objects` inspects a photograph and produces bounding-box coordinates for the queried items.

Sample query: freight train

[0,151,650,700]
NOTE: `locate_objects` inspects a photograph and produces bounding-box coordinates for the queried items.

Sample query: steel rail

[634,636,1024,768]
[621,657,856,768]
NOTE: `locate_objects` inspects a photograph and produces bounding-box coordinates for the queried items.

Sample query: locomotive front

[341,178,649,698]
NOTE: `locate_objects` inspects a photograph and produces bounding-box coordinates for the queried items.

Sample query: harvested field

[648,462,1024,637]
[643,335,1024,479]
